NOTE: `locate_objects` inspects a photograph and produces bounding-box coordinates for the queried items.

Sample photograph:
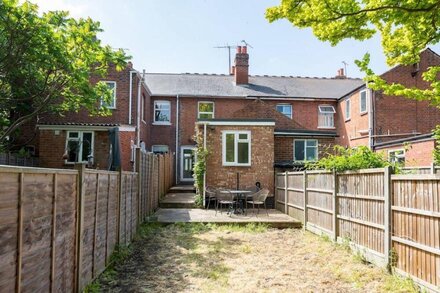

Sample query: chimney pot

[234,45,249,84]
[242,46,247,54]
[237,46,242,54]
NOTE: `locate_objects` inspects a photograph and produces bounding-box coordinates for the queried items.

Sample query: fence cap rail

[84,169,120,175]
[122,171,138,175]
[392,174,440,180]
[305,169,333,174]
[338,167,386,175]
[0,165,78,174]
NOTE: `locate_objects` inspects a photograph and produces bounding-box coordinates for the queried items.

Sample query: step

[160,192,197,209]
[169,185,196,193]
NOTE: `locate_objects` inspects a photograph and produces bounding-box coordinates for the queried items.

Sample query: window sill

[345,118,351,122]
[360,111,368,116]
[317,126,335,129]
[222,163,251,167]
[153,122,171,126]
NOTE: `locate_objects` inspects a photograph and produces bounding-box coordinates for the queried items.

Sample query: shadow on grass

[96,222,265,292]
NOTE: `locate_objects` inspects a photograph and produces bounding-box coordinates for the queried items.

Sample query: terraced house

[18,47,440,195]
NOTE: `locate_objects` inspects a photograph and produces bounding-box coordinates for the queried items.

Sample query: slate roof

[144,73,364,99]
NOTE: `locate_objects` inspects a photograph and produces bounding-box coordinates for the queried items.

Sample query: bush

[307,145,392,172]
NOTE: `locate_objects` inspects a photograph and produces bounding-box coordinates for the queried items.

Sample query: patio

[152,208,302,228]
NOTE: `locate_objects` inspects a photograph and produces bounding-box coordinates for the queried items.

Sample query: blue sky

[30,0,440,78]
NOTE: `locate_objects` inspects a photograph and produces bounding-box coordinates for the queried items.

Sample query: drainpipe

[128,70,137,125]
[175,94,180,185]
[368,87,373,149]
[203,122,207,207]
[136,70,145,147]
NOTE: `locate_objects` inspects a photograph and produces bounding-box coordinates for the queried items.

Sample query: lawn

[92,223,418,293]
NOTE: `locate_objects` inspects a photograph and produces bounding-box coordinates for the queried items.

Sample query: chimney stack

[234,46,249,84]
[335,68,346,79]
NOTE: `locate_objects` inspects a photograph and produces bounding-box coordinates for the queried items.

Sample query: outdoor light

[87,154,94,168]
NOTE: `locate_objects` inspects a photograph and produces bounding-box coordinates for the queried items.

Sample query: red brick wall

[119,130,136,171]
[374,49,440,144]
[336,90,370,147]
[202,125,275,196]
[274,136,336,162]
[376,139,435,166]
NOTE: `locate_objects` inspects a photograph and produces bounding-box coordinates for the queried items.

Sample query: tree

[266,0,440,104]
[0,0,129,150]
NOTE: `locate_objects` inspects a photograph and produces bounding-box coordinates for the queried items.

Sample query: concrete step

[160,192,197,209]
[169,185,196,193]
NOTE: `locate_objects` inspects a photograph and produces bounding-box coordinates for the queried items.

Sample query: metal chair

[246,188,269,216]
[205,186,217,209]
[215,189,235,216]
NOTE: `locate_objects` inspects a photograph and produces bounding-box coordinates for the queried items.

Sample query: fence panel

[286,172,305,222]
[275,173,286,212]
[391,175,440,291]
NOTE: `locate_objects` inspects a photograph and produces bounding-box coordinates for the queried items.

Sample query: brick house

[337,48,440,166]
[33,62,150,171]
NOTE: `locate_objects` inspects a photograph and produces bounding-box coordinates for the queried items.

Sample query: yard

[93,223,418,293]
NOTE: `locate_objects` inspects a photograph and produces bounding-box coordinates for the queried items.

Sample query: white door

[180,146,195,182]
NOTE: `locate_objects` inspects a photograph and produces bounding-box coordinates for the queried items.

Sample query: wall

[202,125,275,195]
[375,138,436,166]
[374,49,440,144]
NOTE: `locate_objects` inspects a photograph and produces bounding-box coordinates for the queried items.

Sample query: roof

[144,73,364,99]
[274,129,338,137]
[374,133,434,149]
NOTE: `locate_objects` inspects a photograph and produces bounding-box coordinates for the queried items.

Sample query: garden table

[220,190,252,214]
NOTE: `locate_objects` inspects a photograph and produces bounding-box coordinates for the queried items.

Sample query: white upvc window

[389,149,405,164]
[198,101,215,119]
[152,145,169,154]
[65,131,94,163]
[360,90,367,114]
[294,139,318,161]
[318,105,335,128]
[276,104,292,119]
[345,98,351,121]
[154,100,171,124]
[101,81,117,109]
[222,131,251,166]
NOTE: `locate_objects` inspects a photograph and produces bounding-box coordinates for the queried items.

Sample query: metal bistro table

[221,190,252,214]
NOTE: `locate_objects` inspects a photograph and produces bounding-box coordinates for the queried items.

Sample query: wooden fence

[276,167,440,292]
[0,153,39,167]
[0,151,174,293]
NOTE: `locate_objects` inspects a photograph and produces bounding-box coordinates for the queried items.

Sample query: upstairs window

[198,102,214,119]
[222,131,251,166]
[345,99,351,121]
[152,145,169,154]
[389,149,405,164]
[294,139,318,161]
[154,100,171,124]
[360,90,367,113]
[65,131,94,163]
[318,105,335,128]
[276,104,292,119]
[101,81,117,109]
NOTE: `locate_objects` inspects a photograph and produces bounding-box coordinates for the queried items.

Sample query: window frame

[153,100,171,125]
[222,130,251,167]
[293,139,318,162]
[388,149,405,164]
[152,145,169,154]
[276,104,293,119]
[318,105,336,128]
[359,90,367,114]
[197,101,215,119]
[345,98,351,121]
[101,81,117,109]
[65,131,94,164]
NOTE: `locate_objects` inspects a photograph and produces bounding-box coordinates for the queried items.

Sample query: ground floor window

[65,131,94,163]
[388,149,405,164]
[152,145,169,154]
[222,131,251,166]
[294,139,318,161]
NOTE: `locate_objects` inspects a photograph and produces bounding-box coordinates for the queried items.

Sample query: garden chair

[215,188,235,216]
[205,186,217,209]
[246,188,269,216]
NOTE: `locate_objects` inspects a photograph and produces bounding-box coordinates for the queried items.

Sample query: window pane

[238,133,248,140]
[276,104,292,118]
[346,100,351,118]
[102,82,116,108]
[199,102,213,112]
[67,140,79,162]
[294,141,305,161]
[69,132,79,138]
[306,140,317,147]
[225,134,235,162]
[237,142,249,164]
[155,109,170,122]
[360,91,367,112]
[199,113,213,119]
[319,105,335,113]
[306,146,317,161]
[152,145,169,153]
[81,133,93,161]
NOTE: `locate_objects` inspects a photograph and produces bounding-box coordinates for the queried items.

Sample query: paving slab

[152,208,302,228]
[160,193,196,208]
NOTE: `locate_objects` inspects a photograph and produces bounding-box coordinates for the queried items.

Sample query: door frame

[180,145,196,182]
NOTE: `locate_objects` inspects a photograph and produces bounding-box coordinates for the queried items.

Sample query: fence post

[135,148,142,224]
[284,172,288,214]
[430,162,435,174]
[117,168,123,245]
[74,163,86,293]
[303,170,308,230]
[332,170,338,241]
[384,166,392,268]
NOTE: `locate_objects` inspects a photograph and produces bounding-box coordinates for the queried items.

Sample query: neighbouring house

[17,62,151,171]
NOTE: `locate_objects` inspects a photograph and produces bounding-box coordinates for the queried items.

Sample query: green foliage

[193,129,208,197]
[433,125,440,165]
[0,0,129,149]
[266,0,440,105]
[307,145,391,172]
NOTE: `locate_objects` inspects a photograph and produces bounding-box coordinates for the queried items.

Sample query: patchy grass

[95,223,419,292]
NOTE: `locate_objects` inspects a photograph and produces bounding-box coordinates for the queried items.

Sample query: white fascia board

[37,124,116,131]
[197,121,275,126]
